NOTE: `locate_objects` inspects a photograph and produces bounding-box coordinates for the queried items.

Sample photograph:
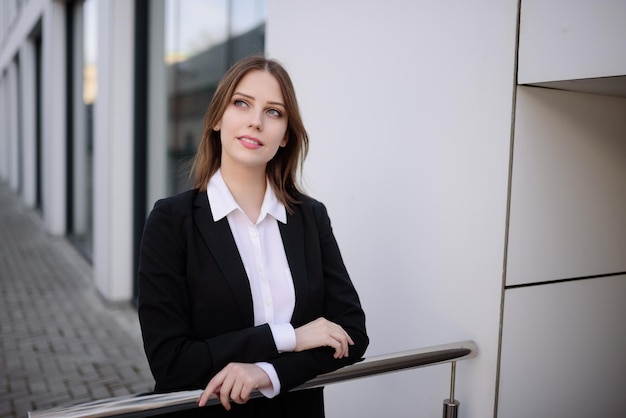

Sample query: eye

[267,108,282,117]
[233,99,248,108]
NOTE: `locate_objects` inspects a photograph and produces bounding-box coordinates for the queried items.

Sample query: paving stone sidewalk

[0,182,154,418]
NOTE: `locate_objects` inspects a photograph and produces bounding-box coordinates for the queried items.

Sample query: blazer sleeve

[137,195,279,392]
[270,199,369,392]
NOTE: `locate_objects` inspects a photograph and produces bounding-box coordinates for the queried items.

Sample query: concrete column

[93,0,135,302]
[19,40,37,208]
[41,0,66,235]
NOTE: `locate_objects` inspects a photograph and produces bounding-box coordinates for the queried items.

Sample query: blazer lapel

[279,206,309,325]
[193,192,254,326]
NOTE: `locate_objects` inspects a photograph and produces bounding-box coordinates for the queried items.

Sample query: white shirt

[207,169,297,397]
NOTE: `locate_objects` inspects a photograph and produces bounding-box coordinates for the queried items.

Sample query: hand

[294,317,354,359]
[197,363,271,410]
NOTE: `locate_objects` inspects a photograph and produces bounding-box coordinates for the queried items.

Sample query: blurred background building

[1,0,625,417]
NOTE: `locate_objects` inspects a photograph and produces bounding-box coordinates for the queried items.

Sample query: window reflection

[164,0,266,195]
[70,0,96,260]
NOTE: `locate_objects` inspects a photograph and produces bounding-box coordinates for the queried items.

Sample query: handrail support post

[442,361,459,418]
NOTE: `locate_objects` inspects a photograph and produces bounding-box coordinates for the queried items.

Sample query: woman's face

[215,70,288,173]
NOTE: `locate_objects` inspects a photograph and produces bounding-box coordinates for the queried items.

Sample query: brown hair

[191,55,309,210]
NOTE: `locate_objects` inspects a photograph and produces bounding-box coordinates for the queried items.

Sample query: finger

[219,376,234,411]
[198,373,225,407]
[232,380,248,405]
[198,381,223,407]
[208,369,227,391]
[197,390,211,407]
[328,329,348,358]
[220,389,232,410]
[327,336,344,358]
[338,339,349,359]
[336,328,354,355]
[240,385,252,404]
[339,333,352,358]
[229,378,242,405]
[340,332,349,356]
[238,378,255,404]
[343,332,352,356]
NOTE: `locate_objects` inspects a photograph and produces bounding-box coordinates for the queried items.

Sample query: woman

[138,55,368,417]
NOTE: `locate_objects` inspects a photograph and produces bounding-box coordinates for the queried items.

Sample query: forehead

[234,70,284,103]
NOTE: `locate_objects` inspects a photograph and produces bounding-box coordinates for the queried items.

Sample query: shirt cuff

[255,362,280,398]
[269,323,296,353]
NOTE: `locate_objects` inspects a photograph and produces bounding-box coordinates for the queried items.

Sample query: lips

[238,135,263,149]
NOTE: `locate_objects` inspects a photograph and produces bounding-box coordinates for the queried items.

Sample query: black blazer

[137,189,368,416]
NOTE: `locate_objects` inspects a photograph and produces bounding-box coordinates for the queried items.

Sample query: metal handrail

[28,340,478,418]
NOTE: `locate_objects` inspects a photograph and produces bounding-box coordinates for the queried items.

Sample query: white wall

[501,1,626,409]
[498,275,626,418]
[507,87,626,285]
[267,1,518,416]
[499,86,626,417]
[518,0,626,83]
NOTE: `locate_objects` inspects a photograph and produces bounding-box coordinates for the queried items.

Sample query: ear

[213,121,221,131]
[280,134,288,147]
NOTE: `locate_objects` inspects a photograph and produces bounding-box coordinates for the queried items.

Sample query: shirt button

[250,230,258,238]
[265,299,272,307]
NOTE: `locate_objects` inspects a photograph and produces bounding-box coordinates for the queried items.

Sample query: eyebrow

[233,92,285,108]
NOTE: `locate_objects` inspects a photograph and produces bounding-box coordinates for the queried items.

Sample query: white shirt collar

[206,169,287,224]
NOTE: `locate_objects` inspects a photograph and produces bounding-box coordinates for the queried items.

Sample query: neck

[220,165,266,222]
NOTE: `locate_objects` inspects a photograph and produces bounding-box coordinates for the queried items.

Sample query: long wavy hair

[191,55,309,210]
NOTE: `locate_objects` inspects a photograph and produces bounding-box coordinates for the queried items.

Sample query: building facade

[1,0,625,417]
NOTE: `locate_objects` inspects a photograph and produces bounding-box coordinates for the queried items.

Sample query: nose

[248,111,263,131]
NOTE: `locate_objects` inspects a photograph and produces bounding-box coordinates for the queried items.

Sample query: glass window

[69,0,96,259]
[160,0,266,196]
